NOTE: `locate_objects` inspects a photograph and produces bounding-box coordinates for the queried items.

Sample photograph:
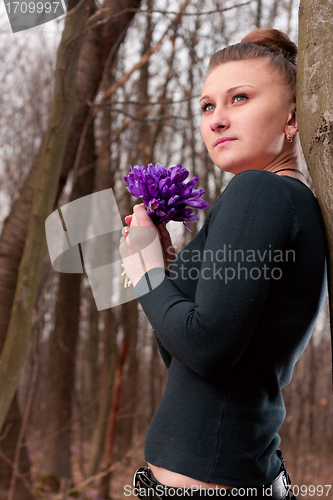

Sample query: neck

[263,151,300,175]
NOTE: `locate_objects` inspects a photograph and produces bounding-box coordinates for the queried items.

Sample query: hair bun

[241,28,297,64]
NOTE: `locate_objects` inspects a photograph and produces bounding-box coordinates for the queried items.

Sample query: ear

[285,102,298,136]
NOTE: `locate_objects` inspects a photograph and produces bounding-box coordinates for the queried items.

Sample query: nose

[209,107,229,132]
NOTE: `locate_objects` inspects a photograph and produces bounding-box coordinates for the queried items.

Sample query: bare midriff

[147,462,237,489]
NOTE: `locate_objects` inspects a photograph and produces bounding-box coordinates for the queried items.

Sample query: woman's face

[200,58,297,174]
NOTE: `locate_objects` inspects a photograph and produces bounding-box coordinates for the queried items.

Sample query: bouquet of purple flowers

[123,162,209,231]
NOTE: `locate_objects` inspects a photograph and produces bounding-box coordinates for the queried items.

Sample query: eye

[232,93,248,103]
[201,101,215,113]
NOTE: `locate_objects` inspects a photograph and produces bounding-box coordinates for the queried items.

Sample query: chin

[212,157,244,174]
[215,164,242,175]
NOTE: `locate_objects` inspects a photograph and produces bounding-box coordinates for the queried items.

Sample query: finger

[125,215,132,225]
[119,233,133,256]
[129,213,140,227]
[133,204,155,228]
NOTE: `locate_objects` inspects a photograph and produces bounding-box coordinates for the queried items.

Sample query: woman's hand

[119,204,168,287]
[124,204,177,267]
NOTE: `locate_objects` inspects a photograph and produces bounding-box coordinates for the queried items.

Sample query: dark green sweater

[133,169,328,488]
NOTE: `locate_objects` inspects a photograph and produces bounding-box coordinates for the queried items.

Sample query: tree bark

[86,72,119,478]
[86,309,118,478]
[0,0,142,493]
[111,2,153,468]
[0,0,89,492]
[86,291,100,428]
[256,0,262,28]
[113,301,139,459]
[40,120,95,482]
[0,396,32,500]
[297,0,333,392]
[0,0,143,388]
[0,0,90,442]
[98,335,129,499]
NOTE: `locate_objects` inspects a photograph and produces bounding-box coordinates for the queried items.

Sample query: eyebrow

[199,85,255,103]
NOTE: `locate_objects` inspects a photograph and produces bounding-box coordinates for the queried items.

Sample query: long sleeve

[134,170,299,379]
[154,330,172,368]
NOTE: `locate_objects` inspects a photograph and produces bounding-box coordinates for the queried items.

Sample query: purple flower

[123,163,209,231]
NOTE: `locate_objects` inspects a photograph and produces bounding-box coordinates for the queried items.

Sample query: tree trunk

[256,0,262,28]
[113,301,139,459]
[0,0,142,493]
[267,0,280,28]
[297,0,333,393]
[0,4,90,498]
[87,291,100,428]
[0,395,32,500]
[98,335,129,499]
[40,120,95,482]
[57,0,143,197]
[0,0,143,410]
[87,309,118,478]
[111,0,153,469]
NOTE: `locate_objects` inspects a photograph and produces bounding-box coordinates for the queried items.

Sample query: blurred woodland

[0,0,332,499]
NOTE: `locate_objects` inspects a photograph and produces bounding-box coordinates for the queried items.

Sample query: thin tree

[40,121,95,484]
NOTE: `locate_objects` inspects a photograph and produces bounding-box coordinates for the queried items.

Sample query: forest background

[0,0,332,499]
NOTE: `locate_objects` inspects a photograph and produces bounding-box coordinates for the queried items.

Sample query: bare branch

[100,0,191,104]
[83,0,254,27]
[71,0,191,186]
[77,95,201,107]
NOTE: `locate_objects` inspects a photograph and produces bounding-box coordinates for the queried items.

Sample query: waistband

[133,450,296,499]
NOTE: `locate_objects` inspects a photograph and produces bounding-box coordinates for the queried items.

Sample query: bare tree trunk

[136,0,154,165]
[57,0,144,196]
[185,7,202,239]
[0,0,143,494]
[0,3,90,497]
[0,396,32,500]
[285,0,294,37]
[297,0,333,393]
[40,120,95,482]
[86,70,119,479]
[87,292,100,427]
[113,301,139,458]
[111,1,153,470]
[99,335,129,499]
[267,0,280,27]
[0,0,143,362]
[0,1,90,427]
[87,309,118,478]
[256,0,262,28]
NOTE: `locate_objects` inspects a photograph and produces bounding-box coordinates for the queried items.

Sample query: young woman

[119,29,328,499]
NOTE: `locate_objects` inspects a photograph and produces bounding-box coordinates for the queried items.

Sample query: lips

[214,137,237,147]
